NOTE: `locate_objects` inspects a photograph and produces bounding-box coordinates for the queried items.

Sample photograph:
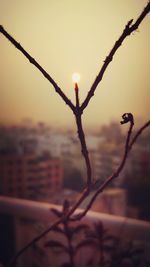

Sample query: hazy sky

[0,1,150,129]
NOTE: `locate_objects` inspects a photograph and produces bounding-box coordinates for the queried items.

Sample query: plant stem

[75,112,92,189]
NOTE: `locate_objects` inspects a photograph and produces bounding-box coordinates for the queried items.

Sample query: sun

[72,72,80,83]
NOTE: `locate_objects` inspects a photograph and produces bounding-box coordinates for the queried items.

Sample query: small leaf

[75,239,97,252]
[73,224,89,235]
[52,225,65,235]
[65,224,89,239]
[45,240,67,251]
[32,243,46,256]
[51,208,62,218]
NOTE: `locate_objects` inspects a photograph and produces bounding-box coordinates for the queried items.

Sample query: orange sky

[0,1,150,129]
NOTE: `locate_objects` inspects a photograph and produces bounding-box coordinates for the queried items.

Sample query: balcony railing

[0,195,150,267]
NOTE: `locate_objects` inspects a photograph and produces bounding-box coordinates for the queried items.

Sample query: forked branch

[0,2,150,266]
[71,117,150,221]
[9,118,150,267]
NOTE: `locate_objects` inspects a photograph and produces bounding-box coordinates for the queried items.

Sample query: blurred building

[92,188,127,216]
[0,152,63,200]
[81,188,127,217]
[89,142,122,185]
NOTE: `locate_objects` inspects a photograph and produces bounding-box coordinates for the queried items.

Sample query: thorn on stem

[128,19,133,27]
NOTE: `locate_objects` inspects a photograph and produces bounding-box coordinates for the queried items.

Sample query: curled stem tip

[120,113,134,125]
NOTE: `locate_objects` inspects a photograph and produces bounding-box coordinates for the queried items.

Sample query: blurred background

[0,1,150,266]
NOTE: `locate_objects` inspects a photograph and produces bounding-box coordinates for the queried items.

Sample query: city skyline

[0,1,150,129]
[0,111,150,221]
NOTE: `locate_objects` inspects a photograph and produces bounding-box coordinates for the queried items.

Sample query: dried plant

[83,222,115,267]
[83,222,144,267]
[0,2,150,266]
[45,200,89,267]
[44,217,145,267]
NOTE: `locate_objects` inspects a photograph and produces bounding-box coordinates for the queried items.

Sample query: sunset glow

[0,1,149,128]
[72,73,80,84]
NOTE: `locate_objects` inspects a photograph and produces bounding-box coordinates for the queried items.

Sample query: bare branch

[9,118,150,266]
[71,118,150,221]
[129,120,150,151]
[81,2,150,112]
[75,112,92,188]
[0,25,75,113]
[9,218,62,267]
[1,2,149,266]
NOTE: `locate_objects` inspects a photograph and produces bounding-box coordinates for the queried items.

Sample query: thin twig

[81,1,150,111]
[0,25,75,113]
[9,119,150,266]
[9,218,62,267]
[129,120,150,151]
[71,118,150,221]
[0,2,149,266]
[74,82,92,188]
[75,112,92,189]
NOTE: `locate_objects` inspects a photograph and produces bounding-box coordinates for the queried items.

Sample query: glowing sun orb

[72,72,80,83]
